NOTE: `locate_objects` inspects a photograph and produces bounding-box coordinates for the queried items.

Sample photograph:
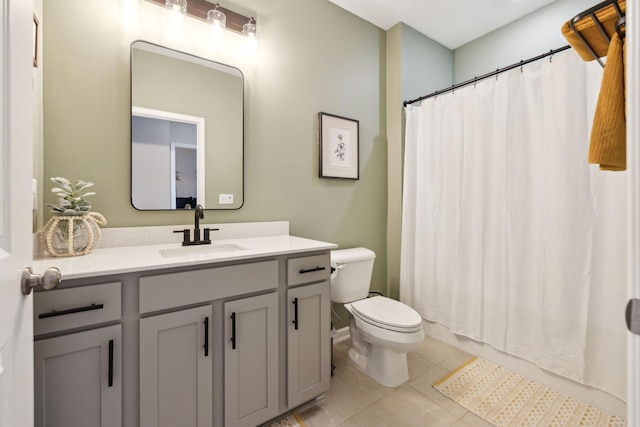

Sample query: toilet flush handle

[330,263,345,274]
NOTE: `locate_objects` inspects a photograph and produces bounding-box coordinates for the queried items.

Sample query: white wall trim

[332,326,350,344]
[627,0,639,424]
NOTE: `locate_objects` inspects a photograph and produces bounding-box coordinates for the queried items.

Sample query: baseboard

[332,326,350,343]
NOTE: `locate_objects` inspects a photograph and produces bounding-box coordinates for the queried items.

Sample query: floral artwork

[319,112,359,180]
[330,127,351,168]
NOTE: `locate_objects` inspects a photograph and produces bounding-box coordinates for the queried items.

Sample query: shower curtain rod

[403,45,572,107]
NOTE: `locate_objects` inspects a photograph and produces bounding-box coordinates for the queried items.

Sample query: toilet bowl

[331,248,425,387]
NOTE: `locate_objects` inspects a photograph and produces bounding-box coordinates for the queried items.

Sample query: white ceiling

[327,0,558,49]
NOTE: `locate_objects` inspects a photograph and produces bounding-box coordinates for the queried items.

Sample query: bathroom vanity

[31,222,335,427]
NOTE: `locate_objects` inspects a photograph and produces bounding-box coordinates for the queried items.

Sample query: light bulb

[207,7,226,30]
[165,0,187,35]
[242,18,256,38]
[207,7,226,47]
[242,18,258,58]
[165,0,187,14]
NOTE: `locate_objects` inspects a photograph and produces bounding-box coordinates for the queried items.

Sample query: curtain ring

[520,60,524,73]
[549,49,553,63]
[496,69,499,81]
[473,77,477,88]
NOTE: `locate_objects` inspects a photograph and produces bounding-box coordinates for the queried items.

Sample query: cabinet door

[224,293,278,427]
[34,324,122,427]
[287,281,331,407]
[139,305,213,427]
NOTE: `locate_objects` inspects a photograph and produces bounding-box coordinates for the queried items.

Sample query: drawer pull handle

[293,298,299,330]
[299,266,326,274]
[230,312,237,350]
[108,339,114,387]
[204,317,209,357]
[38,303,104,319]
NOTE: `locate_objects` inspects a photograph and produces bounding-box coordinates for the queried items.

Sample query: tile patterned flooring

[299,336,495,427]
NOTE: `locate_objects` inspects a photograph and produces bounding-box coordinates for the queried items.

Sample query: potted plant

[41,177,107,257]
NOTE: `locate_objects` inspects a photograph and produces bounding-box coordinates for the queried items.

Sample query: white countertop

[32,235,337,281]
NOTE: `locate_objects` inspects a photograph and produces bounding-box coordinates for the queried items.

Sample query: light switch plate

[219,194,234,204]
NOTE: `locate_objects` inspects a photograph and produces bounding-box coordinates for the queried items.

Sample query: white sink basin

[159,243,247,258]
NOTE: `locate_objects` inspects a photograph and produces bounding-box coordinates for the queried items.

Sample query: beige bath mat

[267,412,308,427]
[433,357,625,427]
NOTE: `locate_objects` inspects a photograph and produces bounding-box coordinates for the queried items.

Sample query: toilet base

[348,347,368,372]
[348,344,409,387]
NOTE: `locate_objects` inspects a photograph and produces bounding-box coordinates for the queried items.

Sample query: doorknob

[21,267,62,295]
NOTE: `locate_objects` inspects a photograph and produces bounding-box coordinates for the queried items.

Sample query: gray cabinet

[34,249,333,427]
[287,281,331,408]
[139,305,213,427]
[224,292,279,427]
[34,324,122,427]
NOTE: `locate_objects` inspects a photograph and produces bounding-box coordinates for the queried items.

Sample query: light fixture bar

[145,0,255,34]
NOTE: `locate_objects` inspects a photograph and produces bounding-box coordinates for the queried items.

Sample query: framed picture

[319,112,359,180]
[33,14,39,67]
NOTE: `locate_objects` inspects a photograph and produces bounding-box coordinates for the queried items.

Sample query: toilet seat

[350,296,422,333]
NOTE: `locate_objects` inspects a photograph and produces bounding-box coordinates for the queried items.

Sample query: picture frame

[33,14,39,68]
[318,112,359,180]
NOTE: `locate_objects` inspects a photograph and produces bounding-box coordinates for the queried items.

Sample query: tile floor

[298,336,495,427]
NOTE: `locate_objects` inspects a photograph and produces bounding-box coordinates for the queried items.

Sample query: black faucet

[193,204,204,242]
[173,204,218,246]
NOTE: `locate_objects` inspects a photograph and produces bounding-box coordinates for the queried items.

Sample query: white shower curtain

[400,51,627,399]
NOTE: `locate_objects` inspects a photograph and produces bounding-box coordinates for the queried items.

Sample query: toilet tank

[330,248,376,303]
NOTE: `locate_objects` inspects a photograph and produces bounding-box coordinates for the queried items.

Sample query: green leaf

[74,181,94,192]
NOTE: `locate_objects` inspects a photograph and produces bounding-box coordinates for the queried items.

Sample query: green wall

[385,23,453,299]
[42,0,388,295]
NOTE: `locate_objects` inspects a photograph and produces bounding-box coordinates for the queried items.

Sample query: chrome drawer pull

[38,303,104,319]
[298,266,326,274]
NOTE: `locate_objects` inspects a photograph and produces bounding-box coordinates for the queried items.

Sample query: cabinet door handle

[38,303,104,319]
[293,298,299,330]
[108,339,114,388]
[230,312,236,350]
[203,317,209,357]
[299,266,326,274]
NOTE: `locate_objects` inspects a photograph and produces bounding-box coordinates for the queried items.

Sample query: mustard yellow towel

[561,0,625,61]
[589,33,626,171]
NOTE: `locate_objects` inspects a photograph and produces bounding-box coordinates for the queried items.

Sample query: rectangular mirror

[131,41,243,210]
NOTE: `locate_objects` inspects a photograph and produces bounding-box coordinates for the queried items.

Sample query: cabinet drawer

[140,260,278,314]
[34,282,121,336]
[287,254,330,286]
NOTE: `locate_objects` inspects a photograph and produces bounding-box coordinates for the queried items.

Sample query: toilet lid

[350,296,422,332]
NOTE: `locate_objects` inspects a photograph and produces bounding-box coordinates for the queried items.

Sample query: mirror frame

[130,40,244,211]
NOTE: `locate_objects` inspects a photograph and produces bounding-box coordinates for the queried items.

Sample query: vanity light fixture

[145,0,257,38]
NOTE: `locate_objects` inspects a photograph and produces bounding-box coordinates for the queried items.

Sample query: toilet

[331,248,424,387]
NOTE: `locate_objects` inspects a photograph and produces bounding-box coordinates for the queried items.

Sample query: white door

[629,1,640,425]
[0,0,35,426]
